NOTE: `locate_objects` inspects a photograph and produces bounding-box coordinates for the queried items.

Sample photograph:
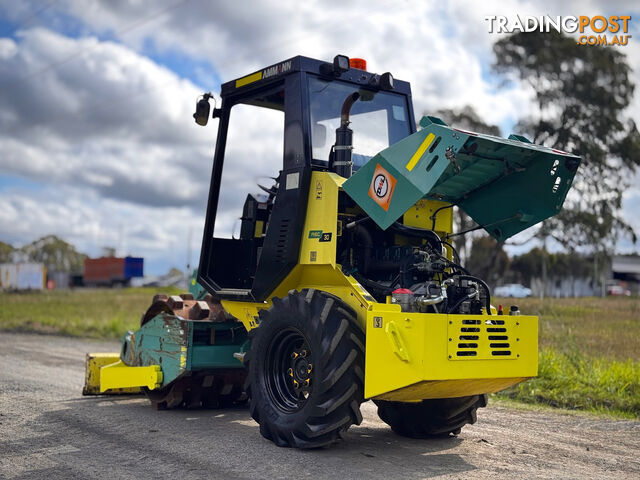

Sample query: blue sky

[0,0,639,276]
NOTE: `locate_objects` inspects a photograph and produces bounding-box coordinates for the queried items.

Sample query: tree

[166,267,184,278]
[0,241,14,263]
[508,248,595,296]
[19,235,87,273]
[434,106,501,137]
[493,31,640,252]
[432,106,502,262]
[466,236,509,288]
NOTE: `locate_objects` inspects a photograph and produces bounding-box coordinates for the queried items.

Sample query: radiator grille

[448,316,519,360]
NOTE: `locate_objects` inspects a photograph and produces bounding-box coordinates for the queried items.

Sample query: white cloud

[0,27,290,272]
[0,38,17,58]
[0,28,213,209]
[0,0,639,273]
[0,183,205,273]
[2,1,538,128]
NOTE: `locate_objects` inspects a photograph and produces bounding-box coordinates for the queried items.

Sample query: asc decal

[308,230,332,242]
[263,60,292,79]
[368,163,397,211]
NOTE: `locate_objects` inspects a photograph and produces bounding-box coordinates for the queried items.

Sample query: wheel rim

[264,327,313,413]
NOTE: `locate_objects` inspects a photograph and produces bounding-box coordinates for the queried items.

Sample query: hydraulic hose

[455,275,492,315]
[352,272,399,297]
[389,222,442,252]
[446,288,478,314]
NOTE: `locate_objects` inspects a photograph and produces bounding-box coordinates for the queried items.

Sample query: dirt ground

[0,332,638,479]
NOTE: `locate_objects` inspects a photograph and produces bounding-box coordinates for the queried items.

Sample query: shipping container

[0,263,46,290]
[83,256,144,286]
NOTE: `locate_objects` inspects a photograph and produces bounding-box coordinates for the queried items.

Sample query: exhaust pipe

[330,92,360,178]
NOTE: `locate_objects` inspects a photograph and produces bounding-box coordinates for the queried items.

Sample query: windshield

[308,76,412,167]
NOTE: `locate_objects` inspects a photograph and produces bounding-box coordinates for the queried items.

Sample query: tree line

[433,30,639,260]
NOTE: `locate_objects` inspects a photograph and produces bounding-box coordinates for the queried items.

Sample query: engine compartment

[337,203,491,315]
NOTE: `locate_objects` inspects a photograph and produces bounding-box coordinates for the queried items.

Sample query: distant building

[529,276,598,298]
[609,255,640,294]
[0,263,46,290]
[513,254,640,298]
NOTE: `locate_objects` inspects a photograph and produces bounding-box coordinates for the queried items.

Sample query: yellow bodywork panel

[375,377,528,402]
[276,172,372,328]
[100,360,162,393]
[221,170,538,401]
[402,198,453,235]
[83,353,141,395]
[299,172,343,266]
[365,307,537,401]
[220,300,268,332]
[399,199,454,260]
[223,263,372,333]
[274,264,372,332]
[82,353,162,394]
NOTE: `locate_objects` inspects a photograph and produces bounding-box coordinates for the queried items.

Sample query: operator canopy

[342,115,581,242]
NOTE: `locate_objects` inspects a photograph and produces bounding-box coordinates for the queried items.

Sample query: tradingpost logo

[485,15,632,46]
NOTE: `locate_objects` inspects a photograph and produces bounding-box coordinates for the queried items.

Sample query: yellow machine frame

[83,353,163,395]
[222,171,538,402]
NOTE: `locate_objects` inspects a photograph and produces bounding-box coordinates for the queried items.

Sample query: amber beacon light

[349,58,367,70]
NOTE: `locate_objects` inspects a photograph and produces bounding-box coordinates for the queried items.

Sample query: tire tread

[245,289,365,448]
[375,394,488,438]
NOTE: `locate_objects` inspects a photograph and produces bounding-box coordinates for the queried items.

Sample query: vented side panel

[447,316,519,360]
[250,167,310,301]
[275,218,291,261]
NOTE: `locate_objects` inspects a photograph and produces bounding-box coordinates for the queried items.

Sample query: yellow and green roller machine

[84,55,580,448]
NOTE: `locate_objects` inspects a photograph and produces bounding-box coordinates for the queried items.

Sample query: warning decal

[368,163,396,211]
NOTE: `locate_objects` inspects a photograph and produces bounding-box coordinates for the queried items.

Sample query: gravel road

[0,332,638,479]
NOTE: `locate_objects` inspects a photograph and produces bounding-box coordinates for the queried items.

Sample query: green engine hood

[342,115,581,242]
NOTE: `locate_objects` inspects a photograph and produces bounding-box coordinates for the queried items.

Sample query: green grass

[0,287,181,339]
[1,290,638,418]
[491,296,640,419]
[497,296,640,361]
[496,348,640,419]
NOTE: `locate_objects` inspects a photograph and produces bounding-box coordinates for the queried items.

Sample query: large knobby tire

[375,394,488,438]
[245,289,365,449]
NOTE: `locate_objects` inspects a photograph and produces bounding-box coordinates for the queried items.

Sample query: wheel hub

[288,346,313,396]
[294,358,310,380]
[265,328,314,412]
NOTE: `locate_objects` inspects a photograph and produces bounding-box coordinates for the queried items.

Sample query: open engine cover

[342,115,581,242]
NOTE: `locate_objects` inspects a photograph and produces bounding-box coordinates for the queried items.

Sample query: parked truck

[83,256,143,287]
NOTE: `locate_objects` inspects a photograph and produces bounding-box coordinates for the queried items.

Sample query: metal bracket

[385,321,410,362]
[99,360,163,392]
